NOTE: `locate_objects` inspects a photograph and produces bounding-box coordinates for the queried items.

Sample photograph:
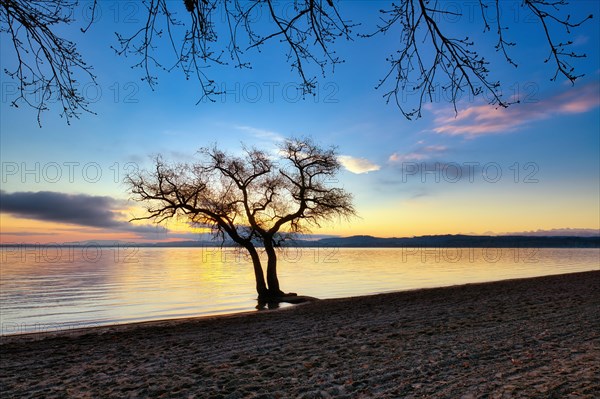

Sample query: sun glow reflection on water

[0,247,598,335]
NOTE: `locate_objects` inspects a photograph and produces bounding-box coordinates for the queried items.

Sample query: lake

[1,246,598,335]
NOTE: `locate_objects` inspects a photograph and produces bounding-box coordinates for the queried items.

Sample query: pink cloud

[389,144,448,163]
[389,152,428,162]
[431,82,600,137]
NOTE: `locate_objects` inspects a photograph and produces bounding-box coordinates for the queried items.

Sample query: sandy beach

[1,270,599,398]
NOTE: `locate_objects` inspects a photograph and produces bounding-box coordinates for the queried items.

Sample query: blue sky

[1,0,599,243]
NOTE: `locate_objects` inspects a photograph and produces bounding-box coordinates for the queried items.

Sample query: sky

[1,0,599,244]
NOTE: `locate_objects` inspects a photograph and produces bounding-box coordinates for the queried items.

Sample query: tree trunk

[245,244,268,297]
[264,239,283,296]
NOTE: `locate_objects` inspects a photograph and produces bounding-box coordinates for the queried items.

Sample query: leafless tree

[1,0,593,124]
[126,137,355,301]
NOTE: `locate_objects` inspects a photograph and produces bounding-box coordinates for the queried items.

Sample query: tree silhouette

[1,0,593,124]
[126,137,355,301]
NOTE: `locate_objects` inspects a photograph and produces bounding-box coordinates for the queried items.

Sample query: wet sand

[1,271,599,398]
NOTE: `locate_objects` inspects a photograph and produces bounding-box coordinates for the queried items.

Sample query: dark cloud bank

[0,191,166,237]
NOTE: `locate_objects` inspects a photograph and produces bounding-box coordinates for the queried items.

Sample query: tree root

[256,292,319,310]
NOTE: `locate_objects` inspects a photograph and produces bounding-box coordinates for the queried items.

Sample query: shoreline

[2,270,599,397]
[1,269,597,341]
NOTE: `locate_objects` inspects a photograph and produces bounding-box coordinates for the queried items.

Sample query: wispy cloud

[386,143,482,185]
[338,155,380,174]
[430,82,600,137]
[0,231,55,236]
[389,144,447,163]
[235,125,284,142]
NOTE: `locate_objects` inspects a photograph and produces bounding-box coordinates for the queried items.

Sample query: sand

[1,271,599,398]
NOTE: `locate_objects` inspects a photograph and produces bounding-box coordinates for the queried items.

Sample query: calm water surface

[1,247,598,335]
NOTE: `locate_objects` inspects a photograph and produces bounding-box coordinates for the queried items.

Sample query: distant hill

[290,235,600,248]
[3,234,598,248]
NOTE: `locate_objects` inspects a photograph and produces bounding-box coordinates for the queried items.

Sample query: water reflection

[1,247,598,334]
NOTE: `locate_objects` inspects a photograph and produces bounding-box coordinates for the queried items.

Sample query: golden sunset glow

[0,1,598,244]
[1,3,599,398]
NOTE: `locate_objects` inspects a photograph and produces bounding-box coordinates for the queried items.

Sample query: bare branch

[0,0,98,126]
[365,0,592,118]
[2,0,592,123]
[127,138,355,245]
[524,0,592,83]
[111,0,355,100]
